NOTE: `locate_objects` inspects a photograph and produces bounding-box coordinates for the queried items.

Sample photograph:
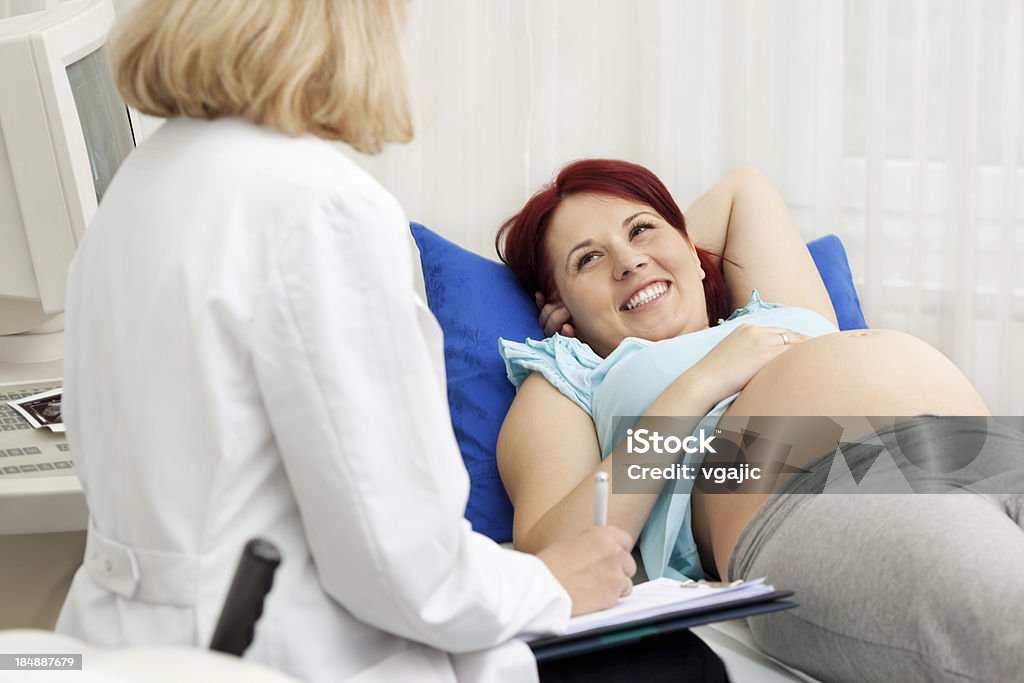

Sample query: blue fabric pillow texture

[805,234,868,330]
[410,222,866,543]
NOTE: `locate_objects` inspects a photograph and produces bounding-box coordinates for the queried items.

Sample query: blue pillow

[806,234,867,330]
[411,223,542,542]
[410,223,866,543]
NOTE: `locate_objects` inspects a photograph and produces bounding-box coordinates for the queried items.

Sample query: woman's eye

[576,251,599,270]
[630,222,655,238]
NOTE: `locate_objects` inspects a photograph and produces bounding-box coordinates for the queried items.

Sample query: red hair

[496,159,733,327]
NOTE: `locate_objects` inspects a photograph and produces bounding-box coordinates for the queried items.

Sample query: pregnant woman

[494,159,1024,682]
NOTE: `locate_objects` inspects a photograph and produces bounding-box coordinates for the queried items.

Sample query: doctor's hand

[537,526,636,616]
[535,292,575,338]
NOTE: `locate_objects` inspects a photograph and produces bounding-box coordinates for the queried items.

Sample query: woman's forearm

[515,451,654,554]
[681,168,750,268]
[517,368,723,554]
[684,166,797,257]
[684,168,836,323]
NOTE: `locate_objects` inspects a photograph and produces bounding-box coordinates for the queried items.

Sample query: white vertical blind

[812,1,845,241]
[941,0,981,374]
[998,1,1021,410]
[351,0,1024,414]
[908,0,929,335]
[863,0,887,318]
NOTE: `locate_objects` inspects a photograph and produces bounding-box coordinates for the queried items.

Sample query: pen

[593,471,609,526]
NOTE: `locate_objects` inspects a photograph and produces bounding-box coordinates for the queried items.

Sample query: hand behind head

[535,292,576,338]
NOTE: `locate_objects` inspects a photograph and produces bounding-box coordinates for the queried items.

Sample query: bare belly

[690,329,989,579]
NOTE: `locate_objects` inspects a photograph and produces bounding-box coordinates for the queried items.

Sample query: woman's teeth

[625,283,668,310]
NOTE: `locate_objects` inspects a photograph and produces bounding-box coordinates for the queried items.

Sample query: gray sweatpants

[727,417,1024,683]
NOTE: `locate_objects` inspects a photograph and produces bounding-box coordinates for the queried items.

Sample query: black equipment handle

[209,538,282,656]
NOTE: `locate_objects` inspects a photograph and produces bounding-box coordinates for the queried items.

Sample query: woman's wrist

[659,367,721,415]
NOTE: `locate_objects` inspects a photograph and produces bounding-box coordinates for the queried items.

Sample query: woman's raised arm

[684,168,837,326]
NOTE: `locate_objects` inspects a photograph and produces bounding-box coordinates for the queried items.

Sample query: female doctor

[55,1,640,681]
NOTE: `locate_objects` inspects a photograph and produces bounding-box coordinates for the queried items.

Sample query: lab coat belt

[84,518,197,607]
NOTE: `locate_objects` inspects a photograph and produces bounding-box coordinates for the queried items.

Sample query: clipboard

[529,589,797,663]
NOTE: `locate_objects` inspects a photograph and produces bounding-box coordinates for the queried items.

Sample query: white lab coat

[57,117,571,682]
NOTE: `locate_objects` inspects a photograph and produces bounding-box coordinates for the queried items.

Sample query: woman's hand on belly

[684,323,811,405]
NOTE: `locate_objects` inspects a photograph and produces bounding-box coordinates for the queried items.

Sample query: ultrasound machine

[0,0,139,629]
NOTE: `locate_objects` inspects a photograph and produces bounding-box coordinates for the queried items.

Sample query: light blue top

[499,290,838,580]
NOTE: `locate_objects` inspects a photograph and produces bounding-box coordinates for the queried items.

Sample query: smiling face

[544,193,711,357]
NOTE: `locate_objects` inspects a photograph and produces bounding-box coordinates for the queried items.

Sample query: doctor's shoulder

[260,147,410,258]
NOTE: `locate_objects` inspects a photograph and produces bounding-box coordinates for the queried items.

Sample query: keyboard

[0,382,75,480]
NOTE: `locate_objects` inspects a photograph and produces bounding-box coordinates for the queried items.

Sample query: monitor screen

[66,46,133,203]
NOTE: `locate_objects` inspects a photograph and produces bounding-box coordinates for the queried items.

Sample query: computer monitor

[0,0,135,369]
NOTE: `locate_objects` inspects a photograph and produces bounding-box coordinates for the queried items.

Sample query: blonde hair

[111,0,412,154]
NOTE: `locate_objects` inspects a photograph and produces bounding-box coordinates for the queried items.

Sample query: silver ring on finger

[779,332,789,345]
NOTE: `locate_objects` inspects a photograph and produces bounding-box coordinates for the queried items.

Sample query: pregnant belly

[692,328,989,579]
